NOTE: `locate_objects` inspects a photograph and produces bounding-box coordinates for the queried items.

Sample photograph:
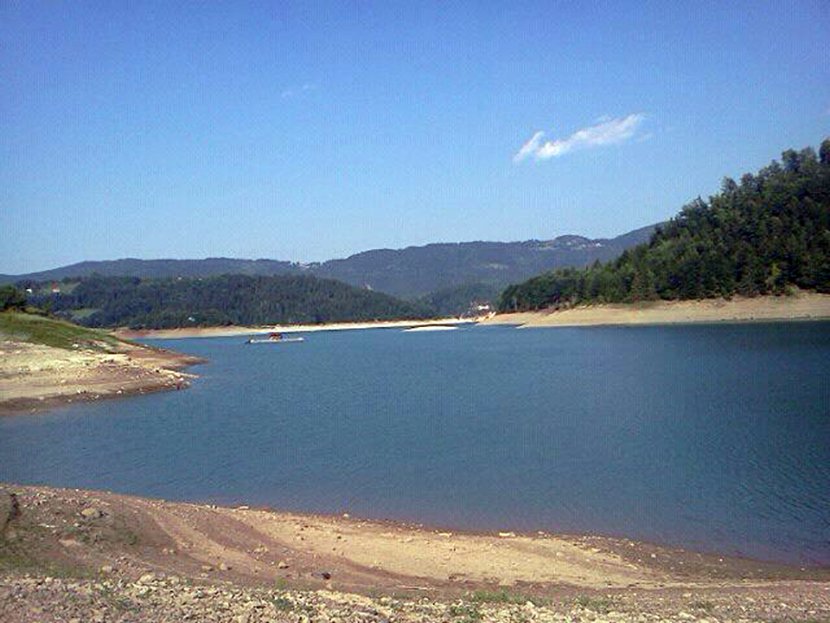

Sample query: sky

[1,1,829,274]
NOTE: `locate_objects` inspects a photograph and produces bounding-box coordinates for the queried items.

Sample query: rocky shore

[5,572,830,623]
[0,338,204,415]
[1,485,828,622]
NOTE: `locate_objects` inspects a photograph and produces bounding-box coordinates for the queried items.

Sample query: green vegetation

[448,603,482,622]
[0,285,26,311]
[0,311,121,351]
[31,274,434,329]
[468,589,546,606]
[4,227,655,303]
[417,282,500,316]
[499,139,830,312]
[572,595,614,614]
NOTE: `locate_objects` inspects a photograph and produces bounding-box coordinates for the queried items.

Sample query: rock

[277,561,289,569]
[0,491,21,534]
[201,564,214,572]
[80,507,103,520]
[253,545,269,554]
[138,572,157,584]
[218,562,231,571]
[99,565,114,574]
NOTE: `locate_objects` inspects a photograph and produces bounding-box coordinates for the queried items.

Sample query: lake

[2,323,829,566]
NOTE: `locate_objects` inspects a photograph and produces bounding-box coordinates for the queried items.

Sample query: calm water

[2,323,829,565]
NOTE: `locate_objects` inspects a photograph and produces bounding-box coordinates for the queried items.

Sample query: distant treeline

[499,139,830,312]
[29,274,433,329]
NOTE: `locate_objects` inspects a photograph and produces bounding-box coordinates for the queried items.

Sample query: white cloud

[512,131,545,164]
[513,113,646,163]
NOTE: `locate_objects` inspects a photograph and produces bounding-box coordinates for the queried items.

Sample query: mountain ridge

[3,224,657,300]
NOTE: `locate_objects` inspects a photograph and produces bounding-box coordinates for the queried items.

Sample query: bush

[0,285,26,311]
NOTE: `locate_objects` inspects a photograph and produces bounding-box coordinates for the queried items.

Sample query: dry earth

[0,339,204,414]
[483,293,830,329]
[115,318,477,340]
[1,486,828,622]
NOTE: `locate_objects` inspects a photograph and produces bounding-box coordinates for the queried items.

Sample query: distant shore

[115,317,478,340]
[482,292,830,328]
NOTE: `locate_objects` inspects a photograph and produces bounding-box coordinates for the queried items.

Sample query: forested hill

[1,258,304,283]
[35,275,432,329]
[312,227,656,297]
[499,139,830,312]
[2,227,655,301]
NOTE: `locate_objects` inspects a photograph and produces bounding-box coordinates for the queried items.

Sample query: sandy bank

[483,292,830,328]
[0,339,204,415]
[4,484,828,590]
[1,484,827,622]
[115,317,478,340]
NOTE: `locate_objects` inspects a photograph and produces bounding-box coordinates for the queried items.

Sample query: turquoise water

[2,323,829,565]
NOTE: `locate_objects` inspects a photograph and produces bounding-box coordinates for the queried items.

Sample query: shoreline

[2,483,828,622]
[482,292,830,328]
[115,316,479,340]
[0,338,205,416]
[3,483,827,584]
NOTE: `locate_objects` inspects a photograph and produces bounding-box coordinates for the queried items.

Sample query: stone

[100,565,114,574]
[80,507,104,520]
[277,560,289,569]
[218,562,231,571]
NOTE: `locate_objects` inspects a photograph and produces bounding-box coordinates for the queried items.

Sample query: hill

[2,227,656,306]
[32,274,432,329]
[0,257,303,284]
[0,310,204,412]
[311,226,656,298]
[499,139,830,312]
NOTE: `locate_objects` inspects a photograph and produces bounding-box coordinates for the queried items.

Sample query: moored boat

[245,332,304,344]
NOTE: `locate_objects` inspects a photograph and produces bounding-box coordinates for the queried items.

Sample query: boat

[245,332,305,344]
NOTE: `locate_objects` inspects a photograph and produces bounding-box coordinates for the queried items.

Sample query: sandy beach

[1,484,828,622]
[115,317,477,340]
[483,292,830,329]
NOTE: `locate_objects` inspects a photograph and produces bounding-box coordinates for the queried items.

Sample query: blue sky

[2,1,828,274]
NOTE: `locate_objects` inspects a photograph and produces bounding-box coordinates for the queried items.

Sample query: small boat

[246,332,305,344]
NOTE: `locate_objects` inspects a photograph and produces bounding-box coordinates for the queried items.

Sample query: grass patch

[0,538,90,579]
[573,595,614,614]
[448,603,482,622]
[67,308,100,320]
[0,311,121,351]
[469,589,546,606]
[272,595,294,611]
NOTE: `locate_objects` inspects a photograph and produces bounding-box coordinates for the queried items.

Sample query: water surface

[2,323,829,565]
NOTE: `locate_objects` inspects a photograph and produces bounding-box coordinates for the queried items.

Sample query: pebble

[80,507,103,519]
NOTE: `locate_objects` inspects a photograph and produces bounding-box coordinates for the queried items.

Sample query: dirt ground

[1,485,828,622]
[483,292,830,328]
[114,317,477,340]
[0,339,204,415]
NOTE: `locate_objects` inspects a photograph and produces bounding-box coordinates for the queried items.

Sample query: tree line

[499,139,830,312]
[26,274,434,329]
